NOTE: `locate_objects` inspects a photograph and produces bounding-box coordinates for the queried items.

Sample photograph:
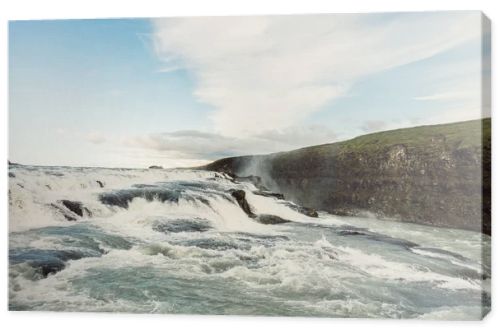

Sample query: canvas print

[8,12,491,319]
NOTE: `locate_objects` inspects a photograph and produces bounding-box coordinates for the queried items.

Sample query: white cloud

[151,13,481,137]
[413,92,470,101]
[124,125,337,160]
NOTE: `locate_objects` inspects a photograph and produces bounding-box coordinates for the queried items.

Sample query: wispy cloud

[413,91,477,101]
[124,125,337,160]
[151,13,481,137]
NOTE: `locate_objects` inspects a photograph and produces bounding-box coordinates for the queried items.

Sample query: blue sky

[9,13,489,167]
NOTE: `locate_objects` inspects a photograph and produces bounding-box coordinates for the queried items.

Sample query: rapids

[8,165,491,319]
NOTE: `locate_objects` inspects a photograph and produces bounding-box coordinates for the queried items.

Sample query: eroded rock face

[205,119,491,235]
[270,140,486,233]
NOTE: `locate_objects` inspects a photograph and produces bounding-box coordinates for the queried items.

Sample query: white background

[0,0,497,333]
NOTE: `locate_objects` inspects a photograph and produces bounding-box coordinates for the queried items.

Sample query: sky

[9,12,490,168]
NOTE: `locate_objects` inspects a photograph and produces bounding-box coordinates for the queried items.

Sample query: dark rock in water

[285,202,319,218]
[10,249,90,278]
[60,200,84,217]
[298,207,319,218]
[231,189,246,201]
[59,200,91,218]
[153,218,212,233]
[37,262,65,278]
[148,165,163,169]
[194,196,211,206]
[230,189,256,218]
[50,204,76,221]
[99,188,181,208]
[256,214,290,225]
[9,225,132,280]
[62,212,77,221]
[329,207,360,217]
[96,180,104,188]
[230,188,313,221]
[222,172,235,180]
[8,172,15,178]
[212,172,236,183]
[45,185,52,190]
[224,172,237,180]
[253,191,285,200]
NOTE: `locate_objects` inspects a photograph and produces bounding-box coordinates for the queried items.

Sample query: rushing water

[8,165,491,319]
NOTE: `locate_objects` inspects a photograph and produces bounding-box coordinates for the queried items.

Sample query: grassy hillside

[272,118,489,159]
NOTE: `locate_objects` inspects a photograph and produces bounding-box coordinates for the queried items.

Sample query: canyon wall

[203,119,491,234]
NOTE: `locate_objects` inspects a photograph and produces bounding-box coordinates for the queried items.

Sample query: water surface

[8,165,491,319]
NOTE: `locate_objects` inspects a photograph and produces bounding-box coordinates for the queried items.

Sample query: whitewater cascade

[8,165,491,318]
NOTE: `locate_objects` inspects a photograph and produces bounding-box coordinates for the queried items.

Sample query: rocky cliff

[203,118,491,235]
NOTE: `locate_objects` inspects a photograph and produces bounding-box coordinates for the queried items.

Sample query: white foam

[245,191,314,222]
[335,246,481,291]
[410,248,482,272]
